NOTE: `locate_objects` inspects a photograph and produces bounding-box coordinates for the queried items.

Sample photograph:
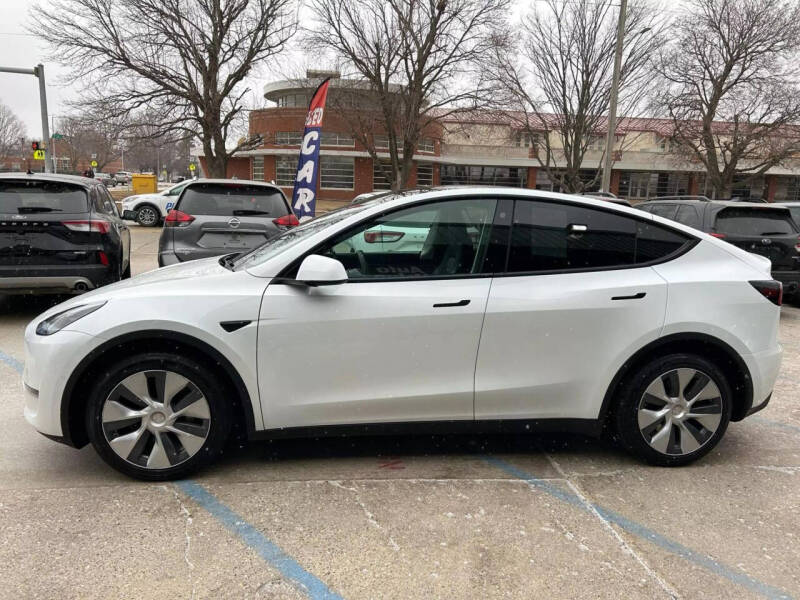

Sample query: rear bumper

[0,265,113,294]
[738,345,782,421]
[772,270,800,295]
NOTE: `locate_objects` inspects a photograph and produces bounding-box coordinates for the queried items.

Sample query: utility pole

[0,63,52,173]
[601,0,626,194]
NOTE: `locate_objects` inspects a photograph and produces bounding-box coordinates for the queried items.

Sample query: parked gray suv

[157,179,297,266]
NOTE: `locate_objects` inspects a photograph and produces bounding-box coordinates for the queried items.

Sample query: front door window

[317,198,497,279]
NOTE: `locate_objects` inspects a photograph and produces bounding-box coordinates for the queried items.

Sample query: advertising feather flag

[291,78,331,220]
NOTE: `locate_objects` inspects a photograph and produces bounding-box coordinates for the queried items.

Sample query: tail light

[63,220,111,234]
[795,235,800,252]
[364,230,405,243]
[164,209,195,227]
[97,251,109,266]
[710,232,726,239]
[273,214,299,227]
[750,280,782,306]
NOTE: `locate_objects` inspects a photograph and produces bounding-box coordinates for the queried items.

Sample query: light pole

[0,63,52,173]
[601,0,627,194]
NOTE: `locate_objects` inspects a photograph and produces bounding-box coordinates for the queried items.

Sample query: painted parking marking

[0,348,23,374]
[175,481,345,600]
[483,456,793,600]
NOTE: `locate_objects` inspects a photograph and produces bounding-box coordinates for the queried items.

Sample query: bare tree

[657,0,800,198]
[33,0,297,177]
[56,114,128,172]
[491,0,662,194]
[309,0,510,191]
[0,102,26,161]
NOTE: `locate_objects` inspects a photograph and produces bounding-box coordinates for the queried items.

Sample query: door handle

[433,299,470,308]
[611,292,646,301]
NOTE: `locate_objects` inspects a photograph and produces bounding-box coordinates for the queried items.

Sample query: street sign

[52,133,64,140]
[188,163,196,172]
[91,153,97,159]
[90,160,98,168]
[33,150,45,160]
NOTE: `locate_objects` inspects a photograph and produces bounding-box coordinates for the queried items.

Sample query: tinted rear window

[178,183,289,217]
[714,208,797,236]
[0,180,88,214]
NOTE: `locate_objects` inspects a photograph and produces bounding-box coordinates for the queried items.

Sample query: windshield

[233,203,371,270]
[714,208,797,236]
[177,183,289,216]
[0,180,88,213]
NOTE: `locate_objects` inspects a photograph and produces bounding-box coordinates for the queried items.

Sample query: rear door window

[674,205,702,229]
[508,200,637,271]
[642,203,678,220]
[177,183,289,217]
[0,180,88,214]
[506,200,691,273]
[714,208,797,236]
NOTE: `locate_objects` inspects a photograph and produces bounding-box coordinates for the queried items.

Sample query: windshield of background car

[0,180,88,214]
[232,203,374,270]
[714,208,797,236]
[177,183,289,217]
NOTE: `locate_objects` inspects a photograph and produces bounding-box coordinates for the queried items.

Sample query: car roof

[181,178,283,192]
[644,197,788,210]
[0,171,102,188]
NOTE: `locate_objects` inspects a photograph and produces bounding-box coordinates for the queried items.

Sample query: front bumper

[22,326,97,442]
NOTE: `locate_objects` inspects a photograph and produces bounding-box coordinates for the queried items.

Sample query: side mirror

[295,254,348,286]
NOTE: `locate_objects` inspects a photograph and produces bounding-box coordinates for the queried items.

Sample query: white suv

[22,188,782,479]
[120,180,192,226]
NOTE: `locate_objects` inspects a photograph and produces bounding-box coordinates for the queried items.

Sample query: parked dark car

[581,191,632,206]
[637,198,800,295]
[94,172,117,188]
[0,173,131,294]
[156,179,297,266]
[774,201,800,228]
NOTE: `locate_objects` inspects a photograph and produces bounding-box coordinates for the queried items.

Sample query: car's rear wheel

[135,204,160,227]
[614,353,732,466]
[86,353,231,480]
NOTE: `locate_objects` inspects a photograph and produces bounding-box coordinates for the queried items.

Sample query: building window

[320,132,354,147]
[276,94,310,108]
[416,162,433,187]
[373,160,393,191]
[514,131,539,148]
[252,156,264,181]
[276,156,296,187]
[441,164,527,187]
[321,156,354,189]
[786,177,800,202]
[418,138,435,153]
[373,134,390,150]
[275,131,303,145]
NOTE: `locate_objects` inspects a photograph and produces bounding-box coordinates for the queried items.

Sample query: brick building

[207,73,800,207]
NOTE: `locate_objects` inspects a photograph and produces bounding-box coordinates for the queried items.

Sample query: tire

[135,204,160,227]
[86,353,232,480]
[613,353,732,466]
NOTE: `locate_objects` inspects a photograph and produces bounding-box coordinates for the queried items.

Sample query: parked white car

[23,187,782,479]
[120,180,192,226]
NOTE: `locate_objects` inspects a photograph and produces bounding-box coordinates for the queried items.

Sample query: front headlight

[36,302,107,336]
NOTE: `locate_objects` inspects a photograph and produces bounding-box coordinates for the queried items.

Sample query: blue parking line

[175,481,345,600]
[483,456,793,600]
[0,349,23,374]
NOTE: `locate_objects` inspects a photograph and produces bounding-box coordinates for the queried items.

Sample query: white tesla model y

[23,188,783,479]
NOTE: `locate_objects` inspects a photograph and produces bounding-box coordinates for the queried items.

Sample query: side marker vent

[220,320,251,333]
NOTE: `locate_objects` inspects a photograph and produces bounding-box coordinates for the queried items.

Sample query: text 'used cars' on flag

[291,78,331,220]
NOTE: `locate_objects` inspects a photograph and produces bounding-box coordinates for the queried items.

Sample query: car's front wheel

[86,353,231,480]
[614,353,732,466]
[135,204,160,227]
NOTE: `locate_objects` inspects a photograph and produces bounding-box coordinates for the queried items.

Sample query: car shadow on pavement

[209,431,634,474]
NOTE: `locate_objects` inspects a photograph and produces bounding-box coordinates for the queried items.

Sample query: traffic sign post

[90,160,98,168]
[33,150,45,160]
[0,64,52,172]
[189,163,196,172]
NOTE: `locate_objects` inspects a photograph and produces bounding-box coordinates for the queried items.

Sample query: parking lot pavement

[1,226,799,599]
